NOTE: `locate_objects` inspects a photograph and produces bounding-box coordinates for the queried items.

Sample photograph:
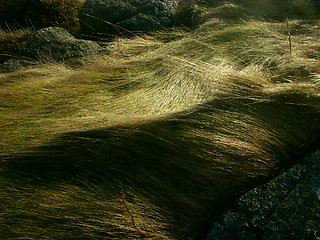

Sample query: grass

[0,2,320,240]
[0,29,33,63]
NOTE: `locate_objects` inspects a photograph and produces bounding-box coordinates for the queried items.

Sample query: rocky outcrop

[207,150,320,240]
[18,27,101,62]
[79,0,180,37]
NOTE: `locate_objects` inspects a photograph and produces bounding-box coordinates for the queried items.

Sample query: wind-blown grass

[1,2,320,240]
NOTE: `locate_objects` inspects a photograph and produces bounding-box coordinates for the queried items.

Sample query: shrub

[38,0,85,31]
[0,0,84,31]
[0,29,33,63]
[0,0,41,28]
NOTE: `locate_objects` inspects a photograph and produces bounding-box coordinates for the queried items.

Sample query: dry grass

[0,29,33,63]
[0,2,320,240]
[176,0,319,28]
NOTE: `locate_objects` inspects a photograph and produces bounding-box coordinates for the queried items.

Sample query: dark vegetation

[0,29,32,63]
[0,0,83,29]
[0,0,83,63]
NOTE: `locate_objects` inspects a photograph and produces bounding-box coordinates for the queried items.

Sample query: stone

[79,0,180,37]
[18,27,101,62]
[207,150,320,240]
[0,59,35,73]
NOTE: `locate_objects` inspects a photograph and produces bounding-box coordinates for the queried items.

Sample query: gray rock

[18,27,101,62]
[207,150,320,240]
[79,0,180,36]
[0,59,36,73]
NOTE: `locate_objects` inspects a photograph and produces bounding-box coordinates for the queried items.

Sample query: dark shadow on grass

[1,92,320,239]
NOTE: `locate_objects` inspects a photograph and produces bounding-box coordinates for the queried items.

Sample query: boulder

[79,0,180,37]
[18,27,101,62]
[206,150,320,240]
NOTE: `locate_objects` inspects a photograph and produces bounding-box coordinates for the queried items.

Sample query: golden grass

[0,2,320,240]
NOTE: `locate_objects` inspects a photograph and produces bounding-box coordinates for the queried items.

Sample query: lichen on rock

[18,27,101,62]
[207,150,320,240]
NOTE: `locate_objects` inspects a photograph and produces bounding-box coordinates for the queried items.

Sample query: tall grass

[0,2,320,239]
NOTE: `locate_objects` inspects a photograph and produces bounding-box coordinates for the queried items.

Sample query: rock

[0,59,36,73]
[18,27,101,62]
[79,0,180,37]
[207,150,320,240]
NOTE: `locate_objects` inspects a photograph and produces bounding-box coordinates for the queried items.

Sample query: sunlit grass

[1,16,319,156]
[0,2,320,239]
